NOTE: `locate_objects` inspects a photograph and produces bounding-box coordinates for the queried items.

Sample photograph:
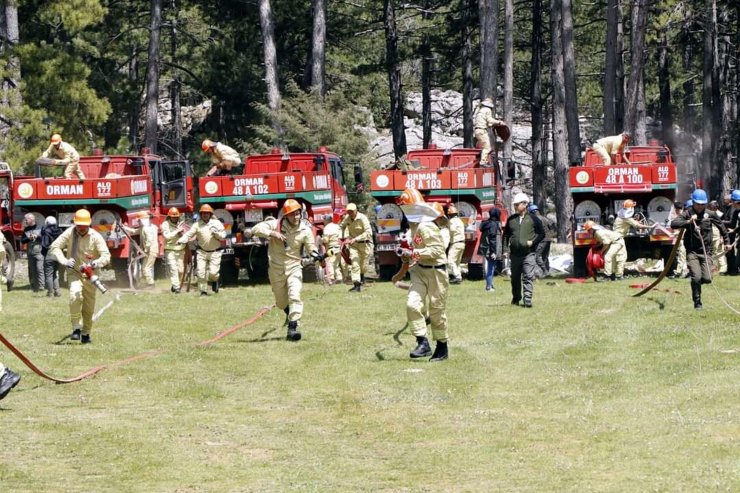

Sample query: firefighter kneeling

[397,188,449,362]
[583,220,626,281]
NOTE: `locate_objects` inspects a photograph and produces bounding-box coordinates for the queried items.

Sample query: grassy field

[1,271,739,492]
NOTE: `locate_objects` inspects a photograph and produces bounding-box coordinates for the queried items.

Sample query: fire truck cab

[197,147,351,282]
[570,144,678,277]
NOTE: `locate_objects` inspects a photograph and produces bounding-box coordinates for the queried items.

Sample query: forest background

[0,0,737,240]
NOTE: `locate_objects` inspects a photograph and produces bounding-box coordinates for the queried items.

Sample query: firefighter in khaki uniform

[40,134,83,179]
[446,205,466,284]
[397,189,450,362]
[178,204,226,295]
[473,98,506,165]
[321,212,344,285]
[161,207,187,293]
[584,220,627,281]
[613,199,652,238]
[592,132,631,166]
[202,139,241,176]
[250,199,321,341]
[50,209,111,344]
[340,203,373,292]
[119,212,159,288]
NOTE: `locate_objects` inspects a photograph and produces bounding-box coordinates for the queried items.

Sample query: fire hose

[691,219,740,315]
[114,222,147,290]
[0,305,274,384]
[632,229,684,297]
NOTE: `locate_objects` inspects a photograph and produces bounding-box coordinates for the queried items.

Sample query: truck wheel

[467,263,484,280]
[2,238,16,289]
[573,247,588,278]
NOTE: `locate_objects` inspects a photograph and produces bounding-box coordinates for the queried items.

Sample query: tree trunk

[0,0,20,137]
[702,0,721,196]
[144,0,162,153]
[624,0,647,143]
[561,0,580,165]
[478,0,499,103]
[551,0,571,242]
[502,0,513,166]
[682,32,695,135]
[615,0,625,133]
[461,0,475,148]
[308,0,326,97]
[170,0,181,157]
[530,0,545,208]
[259,0,283,140]
[384,0,406,159]
[128,46,140,151]
[603,0,618,135]
[657,31,673,149]
[421,0,432,148]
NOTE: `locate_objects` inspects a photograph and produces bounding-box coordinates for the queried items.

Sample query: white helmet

[513,192,530,205]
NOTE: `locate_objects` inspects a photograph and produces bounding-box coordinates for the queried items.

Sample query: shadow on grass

[647,296,666,310]
[234,326,285,343]
[375,323,408,361]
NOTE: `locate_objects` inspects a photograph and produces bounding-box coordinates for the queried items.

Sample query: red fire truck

[570,144,678,277]
[196,147,354,281]
[0,162,19,285]
[369,146,507,280]
[11,149,194,282]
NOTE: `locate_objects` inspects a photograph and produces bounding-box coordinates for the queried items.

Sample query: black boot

[429,341,448,362]
[70,328,81,341]
[349,282,362,292]
[283,306,290,326]
[691,282,703,310]
[0,368,21,401]
[360,274,366,285]
[409,336,432,358]
[286,321,301,341]
[211,280,219,293]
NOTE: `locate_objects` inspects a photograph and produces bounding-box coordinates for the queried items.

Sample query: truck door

[156,160,191,209]
[330,157,346,208]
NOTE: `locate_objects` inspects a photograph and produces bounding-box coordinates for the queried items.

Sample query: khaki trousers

[270,266,304,322]
[474,128,491,164]
[69,278,97,335]
[603,239,627,276]
[325,247,343,284]
[165,249,185,289]
[592,143,612,165]
[447,242,465,279]
[407,266,449,342]
[142,249,157,285]
[711,226,727,273]
[674,242,687,276]
[349,242,371,283]
[64,161,86,179]
[196,249,222,292]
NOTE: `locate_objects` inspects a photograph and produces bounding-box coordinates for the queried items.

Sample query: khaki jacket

[593,227,623,246]
[50,226,111,280]
[339,212,372,242]
[322,222,343,250]
[213,143,241,169]
[123,223,159,253]
[448,217,466,244]
[161,219,186,251]
[474,106,504,130]
[180,218,226,251]
[42,142,80,165]
[613,216,641,237]
[409,222,446,267]
[252,217,317,276]
[594,135,626,157]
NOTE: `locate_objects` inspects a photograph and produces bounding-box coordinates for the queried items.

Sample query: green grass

[1,273,739,492]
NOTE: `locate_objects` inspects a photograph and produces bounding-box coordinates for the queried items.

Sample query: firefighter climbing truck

[11,149,194,283]
[570,144,678,277]
[197,147,354,281]
[369,146,506,280]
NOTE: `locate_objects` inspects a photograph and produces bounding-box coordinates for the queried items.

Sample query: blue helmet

[684,199,693,208]
[528,204,539,213]
[690,189,708,205]
[731,189,740,202]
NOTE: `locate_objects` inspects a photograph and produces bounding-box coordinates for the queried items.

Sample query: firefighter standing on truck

[446,205,465,284]
[583,220,626,281]
[49,209,111,344]
[178,204,226,296]
[40,134,84,179]
[340,203,373,292]
[397,188,449,362]
[249,199,322,341]
[118,212,159,289]
[670,189,731,310]
[473,98,506,165]
[202,139,241,176]
[592,132,631,166]
[161,207,187,293]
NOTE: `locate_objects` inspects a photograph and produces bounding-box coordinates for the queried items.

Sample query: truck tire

[2,238,16,289]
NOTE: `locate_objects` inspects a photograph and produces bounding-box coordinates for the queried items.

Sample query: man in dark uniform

[503,193,545,308]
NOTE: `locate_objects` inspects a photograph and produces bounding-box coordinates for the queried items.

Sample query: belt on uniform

[197,247,221,253]
[354,240,369,244]
[417,264,447,270]
[452,241,465,244]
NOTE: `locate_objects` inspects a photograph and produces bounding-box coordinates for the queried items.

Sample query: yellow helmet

[430,202,445,216]
[199,204,214,214]
[623,199,636,208]
[201,139,214,152]
[167,207,180,218]
[282,199,301,215]
[396,188,425,206]
[73,209,92,226]
[583,220,596,231]
[50,134,62,144]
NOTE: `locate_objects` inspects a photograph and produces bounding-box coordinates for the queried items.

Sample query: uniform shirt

[340,212,372,242]
[50,226,111,280]
[212,143,241,169]
[613,216,641,237]
[123,222,159,253]
[322,222,343,250]
[409,222,446,267]
[593,227,622,246]
[671,208,729,254]
[593,134,627,157]
[474,105,504,130]
[180,217,226,251]
[438,223,451,250]
[42,142,80,166]
[252,217,318,275]
[161,219,186,251]
[448,216,465,244]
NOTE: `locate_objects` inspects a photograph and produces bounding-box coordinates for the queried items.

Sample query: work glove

[65,258,76,269]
